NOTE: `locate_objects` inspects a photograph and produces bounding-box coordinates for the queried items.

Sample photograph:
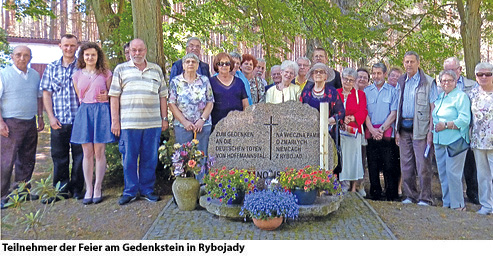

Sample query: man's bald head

[11,45,32,72]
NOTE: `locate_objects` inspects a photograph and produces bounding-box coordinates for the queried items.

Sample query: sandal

[454,207,466,211]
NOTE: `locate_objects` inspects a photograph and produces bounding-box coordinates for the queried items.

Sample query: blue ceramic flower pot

[292,189,317,205]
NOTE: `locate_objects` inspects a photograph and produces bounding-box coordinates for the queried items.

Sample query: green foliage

[0,28,11,68]
[3,0,55,20]
[1,176,65,239]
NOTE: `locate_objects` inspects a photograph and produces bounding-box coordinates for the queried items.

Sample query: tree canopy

[2,0,492,77]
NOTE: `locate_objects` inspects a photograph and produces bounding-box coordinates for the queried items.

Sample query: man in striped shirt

[109,39,169,205]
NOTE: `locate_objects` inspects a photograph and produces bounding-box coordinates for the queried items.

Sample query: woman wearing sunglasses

[468,62,493,215]
[209,53,249,130]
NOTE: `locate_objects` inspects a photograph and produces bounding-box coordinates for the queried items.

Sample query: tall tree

[86,0,132,67]
[457,0,482,79]
[130,0,166,72]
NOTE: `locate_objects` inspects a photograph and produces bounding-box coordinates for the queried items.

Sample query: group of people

[2,35,493,216]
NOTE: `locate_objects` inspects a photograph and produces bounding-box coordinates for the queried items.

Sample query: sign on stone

[208,101,336,177]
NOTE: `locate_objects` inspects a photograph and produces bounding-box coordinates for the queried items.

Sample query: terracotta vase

[252,217,283,231]
[172,176,200,211]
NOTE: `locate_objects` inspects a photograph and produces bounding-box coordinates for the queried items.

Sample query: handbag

[364,124,393,140]
[446,137,469,157]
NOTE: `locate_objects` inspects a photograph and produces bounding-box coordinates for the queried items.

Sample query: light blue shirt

[364,82,398,125]
[432,87,471,145]
[401,72,420,118]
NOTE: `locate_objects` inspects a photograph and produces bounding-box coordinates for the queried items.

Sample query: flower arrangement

[159,139,204,178]
[240,190,299,220]
[204,167,258,204]
[278,165,341,195]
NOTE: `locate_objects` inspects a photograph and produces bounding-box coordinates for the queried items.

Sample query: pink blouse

[73,70,112,103]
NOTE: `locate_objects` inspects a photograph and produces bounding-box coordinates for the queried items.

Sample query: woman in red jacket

[337,68,368,192]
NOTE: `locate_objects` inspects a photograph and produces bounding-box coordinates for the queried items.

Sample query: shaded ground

[1,123,492,240]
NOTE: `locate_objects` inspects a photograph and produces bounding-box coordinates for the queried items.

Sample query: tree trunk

[457,0,482,79]
[60,0,67,35]
[49,0,57,39]
[86,0,121,68]
[131,0,166,74]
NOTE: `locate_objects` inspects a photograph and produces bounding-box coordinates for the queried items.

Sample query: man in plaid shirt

[40,34,106,203]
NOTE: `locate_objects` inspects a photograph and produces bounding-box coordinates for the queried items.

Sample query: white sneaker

[402,198,413,204]
[417,201,430,206]
[476,207,493,215]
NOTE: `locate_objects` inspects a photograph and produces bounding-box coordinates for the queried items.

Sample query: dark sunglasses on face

[217,62,231,67]
[476,72,493,77]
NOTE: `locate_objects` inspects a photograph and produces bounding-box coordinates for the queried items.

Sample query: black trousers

[50,124,84,195]
[366,138,400,200]
[464,149,478,201]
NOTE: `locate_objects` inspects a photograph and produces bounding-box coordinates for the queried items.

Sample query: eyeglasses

[216,61,231,67]
[313,70,326,75]
[342,77,355,84]
[476,72,493,77]
[440,79,455,84]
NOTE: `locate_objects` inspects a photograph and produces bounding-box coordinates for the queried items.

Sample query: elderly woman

[337,68,368,192]
[469,62,493,215]
[356,67,370,91]
[210,53,248,129]
[265,60,301,104]
[300,63,345,133]
[169,53,214,181]
[432,70,471,211]
[241,54,265,103]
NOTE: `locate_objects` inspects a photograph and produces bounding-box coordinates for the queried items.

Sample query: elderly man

[388,67,403,88]
[0,46,44,209]
[41,34,84,202]
[396,51,438,206]
[364,63,400,201]
[109,39,168,205]
[254,58,267,86]
[437,57,479,204]
[169,37,210,82]
[311,48,342,89]
[292,57,311,90]
[265,65,282,90]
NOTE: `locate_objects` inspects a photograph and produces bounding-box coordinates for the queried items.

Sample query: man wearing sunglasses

[169,37,211,83]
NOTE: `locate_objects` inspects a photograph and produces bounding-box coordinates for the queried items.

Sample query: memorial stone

[209,101,337,178]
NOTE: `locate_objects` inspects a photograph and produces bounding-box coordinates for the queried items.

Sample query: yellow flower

[192,139,199,145]
[173,143,181,149]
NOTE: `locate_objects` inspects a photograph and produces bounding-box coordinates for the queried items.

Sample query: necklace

[82,69,97,79]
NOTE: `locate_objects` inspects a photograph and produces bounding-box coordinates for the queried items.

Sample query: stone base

[199,194,344,220]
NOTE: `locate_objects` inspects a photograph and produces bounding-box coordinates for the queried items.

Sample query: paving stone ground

[143,192,396,240]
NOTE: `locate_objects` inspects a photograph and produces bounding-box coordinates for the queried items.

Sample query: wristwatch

[162,117,168,122]
[444,122,448,129]
[200,116,207,122]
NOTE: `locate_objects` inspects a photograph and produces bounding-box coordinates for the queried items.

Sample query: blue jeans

[174,125,211,182]
[119,128,161,197]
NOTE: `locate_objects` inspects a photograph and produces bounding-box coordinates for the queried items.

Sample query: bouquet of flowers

[160,139,204,178]
[278,165,341,195]
[204,167,257,204]
[240,190,299,220]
